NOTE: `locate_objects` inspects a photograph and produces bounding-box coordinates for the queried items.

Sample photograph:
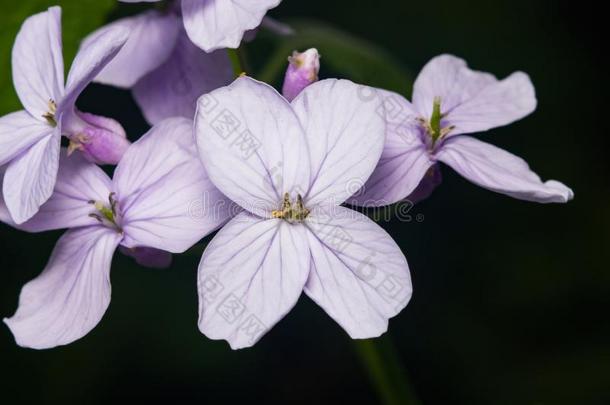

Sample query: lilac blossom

[83,9,233,124]
[282,48,321,102]
[119,0,282,52]
[194,77,412,349]
[0,7,130,224]
[0,118,232,349]
[349,54,574,207]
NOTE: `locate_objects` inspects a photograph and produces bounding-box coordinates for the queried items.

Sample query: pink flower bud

[63,109,131,165]
[282,48,320,102]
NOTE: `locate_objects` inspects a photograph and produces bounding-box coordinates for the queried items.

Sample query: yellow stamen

[272,193,310,222]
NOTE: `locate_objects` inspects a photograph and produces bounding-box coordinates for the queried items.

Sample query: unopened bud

[282,48,320,102]
[64,110,131,165]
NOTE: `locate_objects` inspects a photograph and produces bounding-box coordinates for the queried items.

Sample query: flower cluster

[0,3,572,350]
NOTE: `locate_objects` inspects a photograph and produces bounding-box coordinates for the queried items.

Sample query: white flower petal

[85,10,179,89]
[4,226,122,349]
[11,7,64,121]
[61,23,129,114]
[195,76,310,217]
[182,0,281,51]
[116,118,233,253]
[0,111,53,166]
[436,135,573,203]
[197,212,310,349]
[291,79,386,207]
[3,132,61,224]
[304,206,412,338]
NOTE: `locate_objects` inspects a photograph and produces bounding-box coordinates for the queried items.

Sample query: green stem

[227,49,247,77]
[353,336,421,405]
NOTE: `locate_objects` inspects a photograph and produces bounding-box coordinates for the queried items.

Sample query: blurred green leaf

[257,19,412,96]
[0,0,116,115]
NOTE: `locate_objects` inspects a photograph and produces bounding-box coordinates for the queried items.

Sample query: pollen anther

[272,193,310,222]
[42,99,57,127]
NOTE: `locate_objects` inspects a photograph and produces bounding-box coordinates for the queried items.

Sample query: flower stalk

[353,336,421,405]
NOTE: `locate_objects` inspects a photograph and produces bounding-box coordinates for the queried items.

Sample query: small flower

[194,77,412,349]
[83,9,233,124]
[282,48,321,102]
[0,7,129,224]
[119,0,282,52]
[0,118,233,349]
[349,54,574,206]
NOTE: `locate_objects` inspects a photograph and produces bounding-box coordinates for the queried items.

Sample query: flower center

[42,99,57,127]
[272,193,310,223]
[88,192,122,232]
[417,97,455,149]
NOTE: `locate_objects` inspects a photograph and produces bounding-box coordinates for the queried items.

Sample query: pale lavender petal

[348,145,432,207]
[182,0,281,52]
[133,30,232,124]
[86,10,180,88]
[195,76,310,217]
[0,111,53,166]
[304,206,411,338]
[116,118,232,253]
[412,54,536,135]
[119,246,172,269]
[347,91,432,207]
[60,24,129,114]
[436,136,574,203]
[3,150,113,232]
[12,6,64,121]
[3,132,61,224]
[291,79,386,207]
[197,212,310,349]
[3,226,122,349]
[447,72,536,135]
[413,54,496,118]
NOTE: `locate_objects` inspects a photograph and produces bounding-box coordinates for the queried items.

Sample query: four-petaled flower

[349,54,574,207]
[194,77,412,349]
[0,118,232,349]
[0,7,130,224]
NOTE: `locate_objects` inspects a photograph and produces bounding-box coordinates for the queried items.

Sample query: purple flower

[0,7,130,224]
[120,0,282,52]
[349,54,574,207]
[194,77,412,349]
[84,9,233,124]
[282,48,321,102]
[1,118,233,349]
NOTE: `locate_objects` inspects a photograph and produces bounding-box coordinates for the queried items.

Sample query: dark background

[1,0,608,404]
